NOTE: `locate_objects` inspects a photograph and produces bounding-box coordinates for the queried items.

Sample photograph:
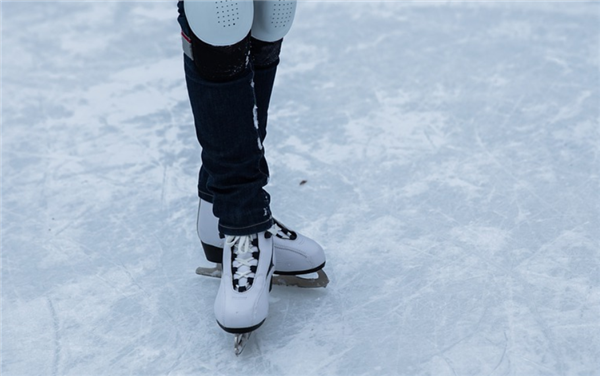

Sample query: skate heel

[201,241,223,264]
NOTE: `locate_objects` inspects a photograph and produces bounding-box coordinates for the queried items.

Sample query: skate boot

[214,229,275,334]
[198,199,326,276]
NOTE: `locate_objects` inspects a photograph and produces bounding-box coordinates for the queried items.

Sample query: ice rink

[2,1,599,375]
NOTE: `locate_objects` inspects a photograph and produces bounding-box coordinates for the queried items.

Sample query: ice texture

[2,2,599,375]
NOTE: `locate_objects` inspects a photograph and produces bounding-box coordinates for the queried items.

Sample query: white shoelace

[226,226,279,291]
[272,220,297,240]
[227,235,259,291]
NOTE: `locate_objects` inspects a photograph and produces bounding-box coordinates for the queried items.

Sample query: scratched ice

[2,2,599,375]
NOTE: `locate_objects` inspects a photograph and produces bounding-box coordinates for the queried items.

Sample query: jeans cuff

[198,189,214,204]
[218,217,274,236]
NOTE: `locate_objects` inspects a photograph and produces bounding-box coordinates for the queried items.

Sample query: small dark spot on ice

[299,180,307,186]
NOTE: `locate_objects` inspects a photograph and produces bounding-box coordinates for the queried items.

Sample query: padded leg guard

[252,0,297,42]
[184,0,254,46]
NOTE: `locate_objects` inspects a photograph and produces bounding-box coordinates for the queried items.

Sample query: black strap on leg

[190,31,252,82]
[250,37,283,71]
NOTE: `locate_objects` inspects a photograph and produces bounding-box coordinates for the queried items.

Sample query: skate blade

[196,265,329,288]
[234,332,252,356]
[272,270,329,288]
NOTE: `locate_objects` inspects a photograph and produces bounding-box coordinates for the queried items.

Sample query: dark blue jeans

[178,1,279,236]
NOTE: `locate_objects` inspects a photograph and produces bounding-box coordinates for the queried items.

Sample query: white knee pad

[184,0,254,46]
[251,0,297,42]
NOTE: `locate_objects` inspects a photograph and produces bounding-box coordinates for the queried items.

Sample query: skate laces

[226,226,279,292]
[273,220,298,240]
[227,235,259,292]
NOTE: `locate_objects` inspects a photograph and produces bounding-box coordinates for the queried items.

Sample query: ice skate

[196,199,328,288]
[214,230,275,339]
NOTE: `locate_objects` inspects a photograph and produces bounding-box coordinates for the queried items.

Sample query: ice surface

[2,2,599,375]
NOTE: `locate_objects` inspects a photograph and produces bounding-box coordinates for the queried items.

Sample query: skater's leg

[195,39,282,201]
[192,0,296,199]
[185,57,273,236]
[178,1,273,236]
[178,1,275,337]
[183,0,326,275]
[194,36,326,274]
